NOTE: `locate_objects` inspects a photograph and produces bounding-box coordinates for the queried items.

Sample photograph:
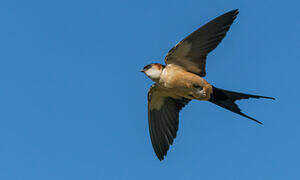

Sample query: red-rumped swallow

[141,9,274,161]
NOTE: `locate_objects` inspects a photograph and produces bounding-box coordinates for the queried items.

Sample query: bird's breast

[159,65,212,100]
[159,65,205,88]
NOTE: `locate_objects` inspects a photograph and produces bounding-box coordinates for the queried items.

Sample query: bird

[140,9,275,161]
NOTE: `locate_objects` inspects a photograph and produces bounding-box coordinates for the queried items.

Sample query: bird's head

[140,63,164,81]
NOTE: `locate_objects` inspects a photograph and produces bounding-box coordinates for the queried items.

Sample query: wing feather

[165,9,239,77]
[147,84,190,160]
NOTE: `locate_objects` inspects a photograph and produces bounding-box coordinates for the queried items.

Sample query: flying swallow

[141,9,275,161]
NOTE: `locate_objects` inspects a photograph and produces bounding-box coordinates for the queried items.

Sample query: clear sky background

[0,0,299,179]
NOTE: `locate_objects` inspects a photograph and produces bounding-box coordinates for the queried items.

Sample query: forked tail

[209,87,275,124]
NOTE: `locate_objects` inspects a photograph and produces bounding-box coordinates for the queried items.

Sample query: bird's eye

[143,64,152,71]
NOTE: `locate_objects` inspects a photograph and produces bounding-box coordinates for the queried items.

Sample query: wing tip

[158,156,164,161]
[231,9,239,15]
[266,96,276,100]
[226,9,239,21]
[154,151,165,161]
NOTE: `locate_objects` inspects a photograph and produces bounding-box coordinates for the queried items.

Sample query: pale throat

[145,68,161,81]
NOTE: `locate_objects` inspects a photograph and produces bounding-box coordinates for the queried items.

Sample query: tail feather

[209,87,275,124]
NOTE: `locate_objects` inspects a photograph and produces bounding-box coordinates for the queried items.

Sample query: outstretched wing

[147,84,190,161]
[165,9,239,77]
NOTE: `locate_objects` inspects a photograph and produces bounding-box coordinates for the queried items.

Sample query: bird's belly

[159,73,212,100]
[163,86,210,101]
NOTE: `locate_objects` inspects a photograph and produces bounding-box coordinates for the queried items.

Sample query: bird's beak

[140,69,145,73]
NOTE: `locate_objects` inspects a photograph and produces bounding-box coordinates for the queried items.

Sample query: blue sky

[0,0,299,179]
